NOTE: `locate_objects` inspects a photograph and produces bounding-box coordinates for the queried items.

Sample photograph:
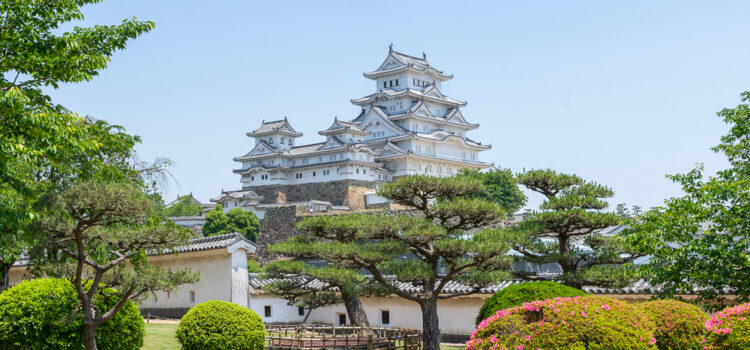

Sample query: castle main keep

[211,47,491,217]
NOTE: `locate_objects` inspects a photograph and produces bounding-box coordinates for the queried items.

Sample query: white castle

[212,46,491,216]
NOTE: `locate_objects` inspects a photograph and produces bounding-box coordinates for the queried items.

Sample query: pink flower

[602,304,610,311]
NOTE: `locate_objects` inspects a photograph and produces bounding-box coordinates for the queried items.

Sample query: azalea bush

[637,300,706,350]
[703,302,750,349]
[469,296,656,350]
[476,281,586,325]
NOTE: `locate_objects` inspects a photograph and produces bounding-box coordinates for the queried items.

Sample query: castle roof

[247,118,303,137]
[387,99,478,130]
[351,87,467,107]
[319,118,370,136]
[210,189,263,203]
[363,47,453,81]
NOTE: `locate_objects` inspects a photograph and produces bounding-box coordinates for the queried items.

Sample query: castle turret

[246,117,302,151]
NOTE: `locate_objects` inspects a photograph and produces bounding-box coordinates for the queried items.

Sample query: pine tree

[509,169,639,287]
[297,175,513,350]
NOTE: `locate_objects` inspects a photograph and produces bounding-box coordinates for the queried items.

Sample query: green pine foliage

[508,169,638,287]
[203,205,261,241]
[176,300,265,350]
[469,296,656,350]
[475,281,586,325]
[164,195,203,217]
[247,258,263,273]
[457,168,527,215]
[297,175,514,350]
[637,300,707,350]
[0,278,144,350]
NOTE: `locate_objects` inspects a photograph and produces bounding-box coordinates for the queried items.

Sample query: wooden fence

[265,324,421,350]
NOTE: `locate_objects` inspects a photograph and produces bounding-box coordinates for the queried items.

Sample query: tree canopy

[623,91,750,309]
[164,195,203,217]
[297,175,513,350]
[203,205,261,242]
[0,0,156,293]
[457,168,526,215]
[32,180,199,350]
[507,169,637,287]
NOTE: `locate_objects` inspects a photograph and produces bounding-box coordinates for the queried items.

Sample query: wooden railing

[265,324,421,350]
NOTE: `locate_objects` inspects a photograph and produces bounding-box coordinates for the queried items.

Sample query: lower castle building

[212,47,492,216]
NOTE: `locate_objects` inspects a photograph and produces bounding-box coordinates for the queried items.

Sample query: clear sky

[48,1,750,211]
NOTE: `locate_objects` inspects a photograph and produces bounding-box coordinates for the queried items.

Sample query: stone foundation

[247,180,379,210]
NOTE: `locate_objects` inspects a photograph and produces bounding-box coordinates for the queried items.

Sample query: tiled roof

[210,189,263,202]
[158,232,255,255]
[249,275,659,296]
[13,233,256,267]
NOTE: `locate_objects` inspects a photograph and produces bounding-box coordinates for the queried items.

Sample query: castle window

[313,171,316,176]
[413,78,416,85]
[356,168,359,174]
[389,80,393,87]
[383,81,387,89]
[363,169,367,174]
[251,176,254,181]
[264,305,272,317]
[395,79,399,86]
[268,138,273,144]
[288,139,292,145]
[281,137,285,144]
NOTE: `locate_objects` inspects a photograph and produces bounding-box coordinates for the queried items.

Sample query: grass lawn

[143,323,180,350]
[143,323,466,350]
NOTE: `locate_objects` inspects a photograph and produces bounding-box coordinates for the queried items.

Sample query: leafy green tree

[508,170,637,287]
[203,206,261,241]
[33,180,199,350]
[226,208,261,241]
[0,0,153,290]
[297,175,513,350]
[164,195,203,217]
[458,168,527,214]
[202,205,230,235]
[623,91,750,309]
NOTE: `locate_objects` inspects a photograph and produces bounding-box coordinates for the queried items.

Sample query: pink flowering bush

[637,300,706,350]
[468,296,656,350]
[703,302,750,349]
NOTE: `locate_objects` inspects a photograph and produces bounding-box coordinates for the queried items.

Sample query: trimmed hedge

[469,296,657,350]
[637,300,706,350]
[177,300,265,350]
[0,278,144,350]
[476,281,587,324]
[704,302,750,349]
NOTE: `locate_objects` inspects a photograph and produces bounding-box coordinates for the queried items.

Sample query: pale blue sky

[48,1,750,211]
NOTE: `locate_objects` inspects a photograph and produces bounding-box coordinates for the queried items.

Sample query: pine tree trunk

[558,234,574,272]
[342,291,370,327]
[419,300,440,350]
[82,322,98,350]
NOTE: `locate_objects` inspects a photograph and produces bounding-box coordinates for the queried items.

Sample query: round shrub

[704,302,750,350]
[0,278,144,350]
[637,300,706,350]
[177,300,265,350]
[476,281,587,324]
[469,296,657,350]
